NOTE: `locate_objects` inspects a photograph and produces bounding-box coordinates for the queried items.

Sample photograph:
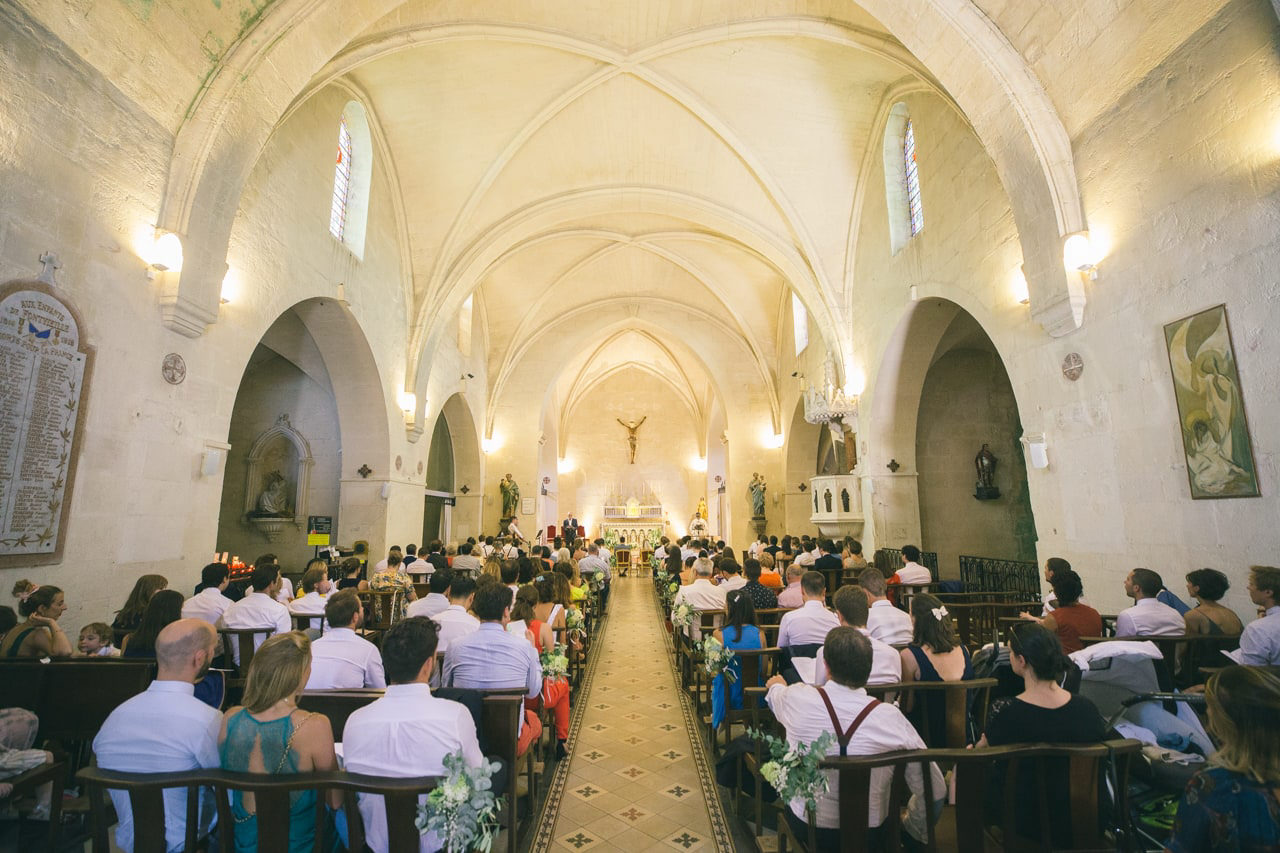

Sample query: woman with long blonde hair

[219,632,339,851]
[1167,666,1280,850]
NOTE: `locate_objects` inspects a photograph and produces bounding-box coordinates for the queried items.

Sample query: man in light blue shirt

[579,543,612,610]
[443,584,543,755]
[1239,566,1280,665]
[92,619,222,852]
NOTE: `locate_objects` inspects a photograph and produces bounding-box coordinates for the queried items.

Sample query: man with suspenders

[765,627,945,847]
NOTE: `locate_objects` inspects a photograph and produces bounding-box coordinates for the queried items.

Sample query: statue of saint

[695,496,709,521]
[499,473,520,518]
[975,444,998,489]
[256,470,289,516]
[616,416,647,464]
[748,472,767,517]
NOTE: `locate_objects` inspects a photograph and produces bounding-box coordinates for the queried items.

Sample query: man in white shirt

[810,585,902,686]
[407,569,453,620]
[860,568,913,646]
[451,542,483,574]
[252,553,294,603]
[430,575,479,652]
[717,561,748,592]
[891,545,932,585]
[1116,568,1186,637]
[1239,566,1280,665]
[777,564,806,608]
[595,538,613,565]
[374,546,402,573]
[673,559,727,640]
[93,620,223,852]
[219,563,292,664]
[288,564,332,631]
[306,590,385,689]
[777,572,840,652]
[765,628,942,847]
[182,563,232,626]
[343,617,486,853]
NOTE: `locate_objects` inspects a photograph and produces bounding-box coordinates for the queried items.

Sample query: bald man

[93,620,223,852]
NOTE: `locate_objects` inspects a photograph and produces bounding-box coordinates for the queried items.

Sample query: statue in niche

[823,489,833,513]
[841,489,851,512]
[254,470,291,517]
[499,473,520,518]
[748,472,767,518]
[974,443,1001,500]
[616,416,646,464]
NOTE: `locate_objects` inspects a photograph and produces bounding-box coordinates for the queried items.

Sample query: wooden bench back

[76,765,439,853]
[816,739,1141,852]
[0,659,156,744]
[864,678,998,749]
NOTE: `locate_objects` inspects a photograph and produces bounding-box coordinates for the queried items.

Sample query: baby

[76,622,118,657]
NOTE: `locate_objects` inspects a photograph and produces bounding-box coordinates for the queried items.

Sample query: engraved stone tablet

[0,285,90,561]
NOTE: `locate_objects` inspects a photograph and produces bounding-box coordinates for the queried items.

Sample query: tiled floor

[538,577,728,852]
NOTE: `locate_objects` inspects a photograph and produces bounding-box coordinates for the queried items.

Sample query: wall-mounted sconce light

[482,436,501,453]
[145,231,184,279]
[1011,265,1030,305]
[1021,432,1049,469]
[1063,232,1099,280]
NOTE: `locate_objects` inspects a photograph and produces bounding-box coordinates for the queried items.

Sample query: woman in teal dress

[219,631,341,852]
[711,590,763,729]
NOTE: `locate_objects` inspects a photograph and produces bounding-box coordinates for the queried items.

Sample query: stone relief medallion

[1061,352,1084,382]
[161,352,187,385]
[395,455,403,471]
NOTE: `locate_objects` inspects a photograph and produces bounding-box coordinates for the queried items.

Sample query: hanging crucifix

[617,416,646,464]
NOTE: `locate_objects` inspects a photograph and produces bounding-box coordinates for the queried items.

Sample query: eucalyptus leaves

[540,642,570,681]
[746,729,837,818]
[670,602,695,630]
[701,635,738,683]
[415,751,504,853]
[564,607,586,641]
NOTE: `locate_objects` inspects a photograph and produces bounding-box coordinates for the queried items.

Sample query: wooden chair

[290,612,325,633]
[2,760,65,851]
[866,678,998,748]
[76,765,441,853]
[358,589,401,633]
[217,627,274,695]
[708,646,778,757]
[776,739,1142,852]
[616,549,632,574]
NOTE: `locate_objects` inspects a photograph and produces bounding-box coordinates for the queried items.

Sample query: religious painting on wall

[1163,304,1259,499]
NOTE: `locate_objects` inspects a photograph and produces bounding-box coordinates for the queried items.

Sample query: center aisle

[529,576,733,852]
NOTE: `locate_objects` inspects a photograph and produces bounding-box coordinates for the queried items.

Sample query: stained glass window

[904,119,924,237]
[329,116,353,241]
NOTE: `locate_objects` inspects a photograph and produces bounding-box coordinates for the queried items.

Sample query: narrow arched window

[457,295,474,357]
[904,120,924,236]
[328,103,373,259]
[792,293,808,357]
[329,116,353,241]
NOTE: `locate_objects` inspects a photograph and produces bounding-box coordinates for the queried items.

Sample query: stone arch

[431,392,483,537]
[783,397,824,530]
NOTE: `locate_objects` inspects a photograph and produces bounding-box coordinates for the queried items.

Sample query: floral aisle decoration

[564,608,586,642]
[701,635,737,683]
[540,643,570,682]
[745,729,837,818]
[670,602,695,630]
[415,751,504,853]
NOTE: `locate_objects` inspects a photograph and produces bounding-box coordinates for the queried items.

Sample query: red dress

[526,618,570,740]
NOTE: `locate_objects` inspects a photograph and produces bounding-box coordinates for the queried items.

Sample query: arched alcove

[427,393,483,542]
[866,297,1035,574]
[783,398,823,530]
[216,298,389,566]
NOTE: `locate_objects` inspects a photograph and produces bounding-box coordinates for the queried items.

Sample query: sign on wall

[0,281,92,565]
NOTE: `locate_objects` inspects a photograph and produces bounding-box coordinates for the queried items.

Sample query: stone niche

[243,414,314,542]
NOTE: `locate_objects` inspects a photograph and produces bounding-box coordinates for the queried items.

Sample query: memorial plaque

[0,283,91,564]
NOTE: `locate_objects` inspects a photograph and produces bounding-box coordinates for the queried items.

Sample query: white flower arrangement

[701,635,738,683]
[564,607,586,640]
[540,643,570,681]
[415,750,504,853]
[747,729,837,818]
[670,602,695,630]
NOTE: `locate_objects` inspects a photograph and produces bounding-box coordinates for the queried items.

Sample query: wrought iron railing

[874,548,939,582]
[958,555,1041,599]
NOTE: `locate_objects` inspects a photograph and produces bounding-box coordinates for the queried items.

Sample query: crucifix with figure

[617,416,646,464]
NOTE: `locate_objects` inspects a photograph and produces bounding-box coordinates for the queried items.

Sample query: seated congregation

[0,536,610,852]
[661,535,1280,852]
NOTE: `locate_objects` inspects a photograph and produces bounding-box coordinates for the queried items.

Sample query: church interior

[2,0,1279,850]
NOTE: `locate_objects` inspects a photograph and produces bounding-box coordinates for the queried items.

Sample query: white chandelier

[802,353,858,425]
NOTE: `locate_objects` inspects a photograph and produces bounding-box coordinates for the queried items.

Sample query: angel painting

[1164,305,1258,499]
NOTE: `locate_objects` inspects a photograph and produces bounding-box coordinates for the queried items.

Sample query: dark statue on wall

[974,443,1000,500]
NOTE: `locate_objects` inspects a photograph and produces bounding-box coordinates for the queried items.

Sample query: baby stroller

[1071,641,1214,851]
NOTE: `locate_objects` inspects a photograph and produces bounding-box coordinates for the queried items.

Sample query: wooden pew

[77,765,441,853]
[3,760,65,850]
[0,659,156,747]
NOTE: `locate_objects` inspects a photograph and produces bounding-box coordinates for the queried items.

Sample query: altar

[601,496,665,549]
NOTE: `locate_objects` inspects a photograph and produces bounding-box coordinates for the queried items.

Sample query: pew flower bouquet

[564,607,586,641]
[746,729,836,818]
[670,603,695,630]
[701,636,737,683]
[540,643,570,682]
[415,750,504,853]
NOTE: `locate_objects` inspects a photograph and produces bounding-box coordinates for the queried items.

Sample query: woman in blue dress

[711,590,764,730]
[219,631,341,852]
[1167,665,1280,852]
